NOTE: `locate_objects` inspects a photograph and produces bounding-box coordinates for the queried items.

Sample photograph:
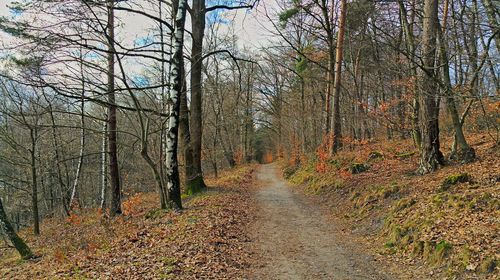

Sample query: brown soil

[249,164,397,280]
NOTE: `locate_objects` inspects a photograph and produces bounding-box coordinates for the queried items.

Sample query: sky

[222,0,278,49]
[0,0,281,95]
[0,0,278,50]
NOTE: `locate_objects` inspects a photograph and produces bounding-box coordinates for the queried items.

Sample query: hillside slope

[281,135,499,279]
[0,166,257,279]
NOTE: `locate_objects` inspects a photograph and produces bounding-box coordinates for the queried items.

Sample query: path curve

[250,164,394,280]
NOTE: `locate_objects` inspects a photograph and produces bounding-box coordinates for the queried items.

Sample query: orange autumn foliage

[288,135,302,166]
[66,212,82,225]
[122,194,142,216]
[315,133,334,173]
[54,248,66,263]
[234,149,244,165]
[263,151,274,163]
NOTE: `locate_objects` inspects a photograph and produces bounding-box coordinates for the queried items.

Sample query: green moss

[386,225,407,247]
[350,163,368,174]
[145,208,169,219]
[158,257,178,279]
[368,151,384,161]
[160,256,178,265]
[350,191,361,201]
[380,184,400,199]
[395,198,416,212]
[328,159,342,169]
[187,215,199,224]
[288,167,314,186]
[488,198,500,210]
[412,240,424,256]
[428,240,452,265]
[432,194,446,207]
[400,233,413,247]
[384,241,395,248]
[184,175,206,195]
[439,173,470,192]
[395,151,415,159]
[458,246,472,270]
[423,241,436,260]
[478,257,496,274]
[467,198,477,209]
[283,166,298,179]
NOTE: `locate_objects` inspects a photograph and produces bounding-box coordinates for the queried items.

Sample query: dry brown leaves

[283,134,499,279]
[0,165,258,280]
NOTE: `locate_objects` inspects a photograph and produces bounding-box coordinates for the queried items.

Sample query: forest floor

[0,166,258,279]
[249,164,400,280]
[280,133,499,280]
[1,135,498,279]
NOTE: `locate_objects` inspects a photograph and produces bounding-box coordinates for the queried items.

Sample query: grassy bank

[281,136,499,279]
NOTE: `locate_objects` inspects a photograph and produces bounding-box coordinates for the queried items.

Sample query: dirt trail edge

[250,163,396,280]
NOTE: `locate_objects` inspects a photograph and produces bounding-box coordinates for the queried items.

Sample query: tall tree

[164,0,188,209]
[398,0,421,147]
[437,1,475,162]
[106,0,121,215]
[187,0,208,194]
[330,0,347,153]
[418,0,444,174]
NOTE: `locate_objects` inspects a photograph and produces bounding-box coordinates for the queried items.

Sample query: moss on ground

[395,151,415,159]
[478,257,497,274]
[438,173,471,192]
[350,163,368,174]
[429,240,453,265]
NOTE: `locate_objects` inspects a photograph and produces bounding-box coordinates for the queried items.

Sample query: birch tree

[164,0,188,209]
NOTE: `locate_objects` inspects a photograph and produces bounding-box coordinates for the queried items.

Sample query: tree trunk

[69,85,85,209]
[100,119,108,209]
[164,0,187,209]
[244,66,254,161]
[188,0,208,193]
[47,102,70,216]
[29,127,40,235]
[482,0,500,54]
[418,0,444,174]
[107,1,121,215]
[0,198,33,260]
[437,10,475,162]
[398,0,421,148]
[179,74,196,194]
[330,0,346,153]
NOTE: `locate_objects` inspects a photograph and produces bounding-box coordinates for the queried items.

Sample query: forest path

[250,163,394,280]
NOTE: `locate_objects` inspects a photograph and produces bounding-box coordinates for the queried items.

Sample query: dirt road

[250,164,394,280]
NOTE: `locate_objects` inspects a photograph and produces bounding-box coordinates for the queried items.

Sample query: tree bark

[321,0,334,136]
[69,81,85,209]
[107,1,121,215]
[100,119,108,210]
[330,0,346,153]
[418,0,444,174]
[0,198,33,260]
[179,72,196,194]
[482,0,500,54]
[164,0,187,209]
[437,7,475,162]
[29,126,40,235]
[188,0,208,193]
[398,0,421,148]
